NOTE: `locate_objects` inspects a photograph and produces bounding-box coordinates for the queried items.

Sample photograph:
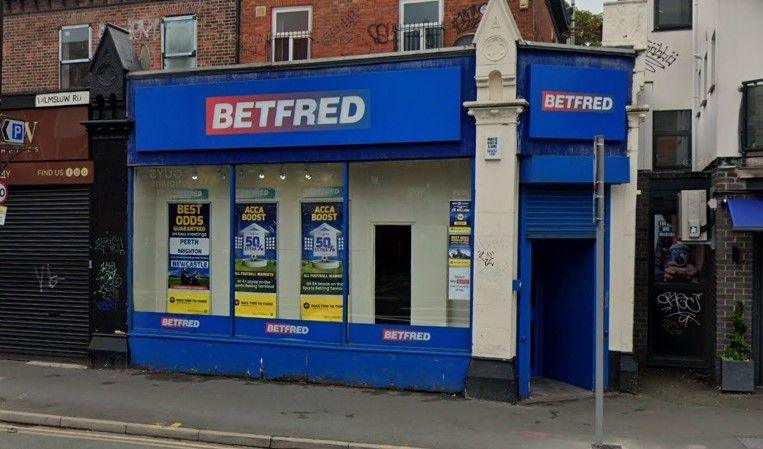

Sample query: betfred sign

[207,92,368,135]
[264,322,310,335]
[541,92,614,113]
[132,66,463,152]
[528,64,629,141]
[160,317,201,328]
[382,329,432,342]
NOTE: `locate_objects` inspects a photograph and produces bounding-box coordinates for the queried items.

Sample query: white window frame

[271,6,313,62]
[59,24,92,89]
[399,0,444,51]
[161,15,198,69]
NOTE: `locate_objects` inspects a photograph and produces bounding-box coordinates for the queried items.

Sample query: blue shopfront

[126,51,477,392]
[514,44,634,399]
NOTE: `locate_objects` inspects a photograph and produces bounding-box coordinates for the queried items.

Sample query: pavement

[0,358,761,449]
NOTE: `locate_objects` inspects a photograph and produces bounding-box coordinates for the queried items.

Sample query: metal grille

[0,186,91,358]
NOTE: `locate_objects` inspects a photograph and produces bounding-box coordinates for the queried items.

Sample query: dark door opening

[755,235,763,386]
[531,239,596,390]
[374,225,412,325]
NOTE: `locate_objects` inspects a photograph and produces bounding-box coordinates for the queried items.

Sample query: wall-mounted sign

[0,181,7,204]
[528,64,629,141]
[0,205,6,226]
[167,203,211,315]
[1,118,27,145]
[0,160,93,185]
[132,67,462,152]
[485,136,501,160]
[235,202,278,318]
[35,91,90,108]
[448,201,472,301]
[0,107,88,162]
[300,202,344,322]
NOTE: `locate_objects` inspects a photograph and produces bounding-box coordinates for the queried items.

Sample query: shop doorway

[531,239,595,390]
[374,225,412,325]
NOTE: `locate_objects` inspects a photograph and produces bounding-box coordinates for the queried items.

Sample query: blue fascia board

[520,155,630,184]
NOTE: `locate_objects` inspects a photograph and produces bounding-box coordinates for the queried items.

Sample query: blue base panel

[129,334,471,393]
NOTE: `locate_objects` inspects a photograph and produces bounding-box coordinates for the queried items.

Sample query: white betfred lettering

[601,97,613,111]
[317,97,340,125]
[582,96,593,110]
[275,99,295,127]
[544,93,556,108]
[233,101,254,128]
[212,103,233,129]
[255,100,277,127]
[339,96,365,124]
[294,98,318,126]
[382,329,432,342]
[593,97,603,110]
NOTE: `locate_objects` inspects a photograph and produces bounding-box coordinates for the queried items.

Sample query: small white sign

[485,136,501,160]
[35,91,90,108]
[0,205,7,226]
[0,181,7,204]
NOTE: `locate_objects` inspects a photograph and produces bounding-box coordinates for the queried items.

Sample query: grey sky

[574,0,604,13]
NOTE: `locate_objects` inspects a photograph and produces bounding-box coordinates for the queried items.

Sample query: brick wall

[2,0,237,95]
[239,0,560,63]
[711,164,756,365]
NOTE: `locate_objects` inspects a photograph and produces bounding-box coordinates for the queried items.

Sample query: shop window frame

[127,161,473,353]
[59,24,92,90]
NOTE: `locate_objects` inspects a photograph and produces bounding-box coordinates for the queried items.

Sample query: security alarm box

[677,190,708,242]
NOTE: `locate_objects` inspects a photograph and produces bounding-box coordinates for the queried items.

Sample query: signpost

[592,136,618,449]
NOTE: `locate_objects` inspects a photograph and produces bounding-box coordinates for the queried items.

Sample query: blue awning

[727,199,763,231]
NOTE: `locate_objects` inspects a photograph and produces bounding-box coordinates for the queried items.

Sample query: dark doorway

[374,225,412,325]
[531,239,596,390]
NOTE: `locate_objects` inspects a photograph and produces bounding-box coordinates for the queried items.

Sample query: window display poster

[653,214,705,283]
[449,200,472,235]
[300,202,344,322]
[234,203,277,318]
[167,203,211,315]
[448,201,472,301]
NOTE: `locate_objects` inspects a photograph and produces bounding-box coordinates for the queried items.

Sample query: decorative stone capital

[464,99,528,125]
[626,104,649,129]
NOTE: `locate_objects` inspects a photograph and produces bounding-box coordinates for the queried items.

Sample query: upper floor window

[400,0,444,51]
[162,16,197,69]
[654,0,692,30]
[742,80,763,152]
[653,110,692,170]
[59,25,91,90]
[272,7,312,62]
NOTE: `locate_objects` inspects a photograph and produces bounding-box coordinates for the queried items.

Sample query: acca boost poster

[300,202,344,322]
[448,201,472,301]
[234,203,278,318]
[167,203,211,315]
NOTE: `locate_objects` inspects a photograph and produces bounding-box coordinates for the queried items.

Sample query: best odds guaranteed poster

[300,202,344,322]
[167,203,211,315]
[234,203,277,318]
[448,201,472,301]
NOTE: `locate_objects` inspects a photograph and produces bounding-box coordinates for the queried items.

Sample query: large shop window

[133,166,231,321]
[59,25,91,90]
[653,110,691,170]
[131,160,471,349]
[348,159,472,333]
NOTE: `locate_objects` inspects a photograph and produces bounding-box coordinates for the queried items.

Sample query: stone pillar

[463,0,525,402]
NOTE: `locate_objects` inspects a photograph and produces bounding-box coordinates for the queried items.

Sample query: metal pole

[593,135,605,448]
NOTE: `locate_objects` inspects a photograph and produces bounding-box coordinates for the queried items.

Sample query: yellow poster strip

[235,292,277,318]
[300,295,343,322]
[167,289,210,315]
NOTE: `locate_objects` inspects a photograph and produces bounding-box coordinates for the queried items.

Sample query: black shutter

[0,186,91,358]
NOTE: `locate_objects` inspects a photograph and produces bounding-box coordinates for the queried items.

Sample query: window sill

[652,25,693,32]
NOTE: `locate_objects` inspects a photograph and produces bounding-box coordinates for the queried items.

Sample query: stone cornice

[463,99,528,124]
